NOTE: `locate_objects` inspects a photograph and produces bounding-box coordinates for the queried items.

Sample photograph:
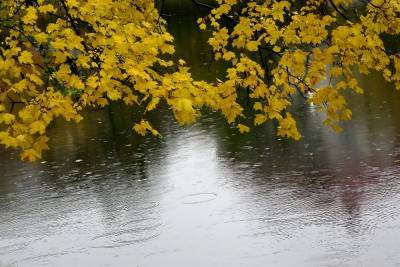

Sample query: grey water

[1,1,400,266]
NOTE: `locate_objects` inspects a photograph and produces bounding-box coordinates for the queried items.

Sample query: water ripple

[180,192,218,204]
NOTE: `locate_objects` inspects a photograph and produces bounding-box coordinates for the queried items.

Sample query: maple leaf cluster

[0,0,399,160]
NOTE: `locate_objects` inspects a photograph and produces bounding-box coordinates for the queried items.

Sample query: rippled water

[2,2,400,267]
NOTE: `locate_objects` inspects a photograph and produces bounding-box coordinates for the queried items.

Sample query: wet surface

[1,1,400,266]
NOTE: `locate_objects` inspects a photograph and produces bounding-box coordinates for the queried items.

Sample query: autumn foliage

[0,0,400,160]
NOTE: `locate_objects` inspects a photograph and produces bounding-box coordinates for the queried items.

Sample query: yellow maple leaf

[237,124,250,133]
[21,149,40,162]
[0,113,15,124]
[22,7,37,25]
[18,51,33,65]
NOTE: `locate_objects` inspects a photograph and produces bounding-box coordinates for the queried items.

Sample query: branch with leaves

[0,0,399,161]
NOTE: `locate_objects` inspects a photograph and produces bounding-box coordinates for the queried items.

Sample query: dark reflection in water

[2,2,400,267]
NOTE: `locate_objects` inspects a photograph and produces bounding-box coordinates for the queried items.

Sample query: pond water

[1,1,400,266]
